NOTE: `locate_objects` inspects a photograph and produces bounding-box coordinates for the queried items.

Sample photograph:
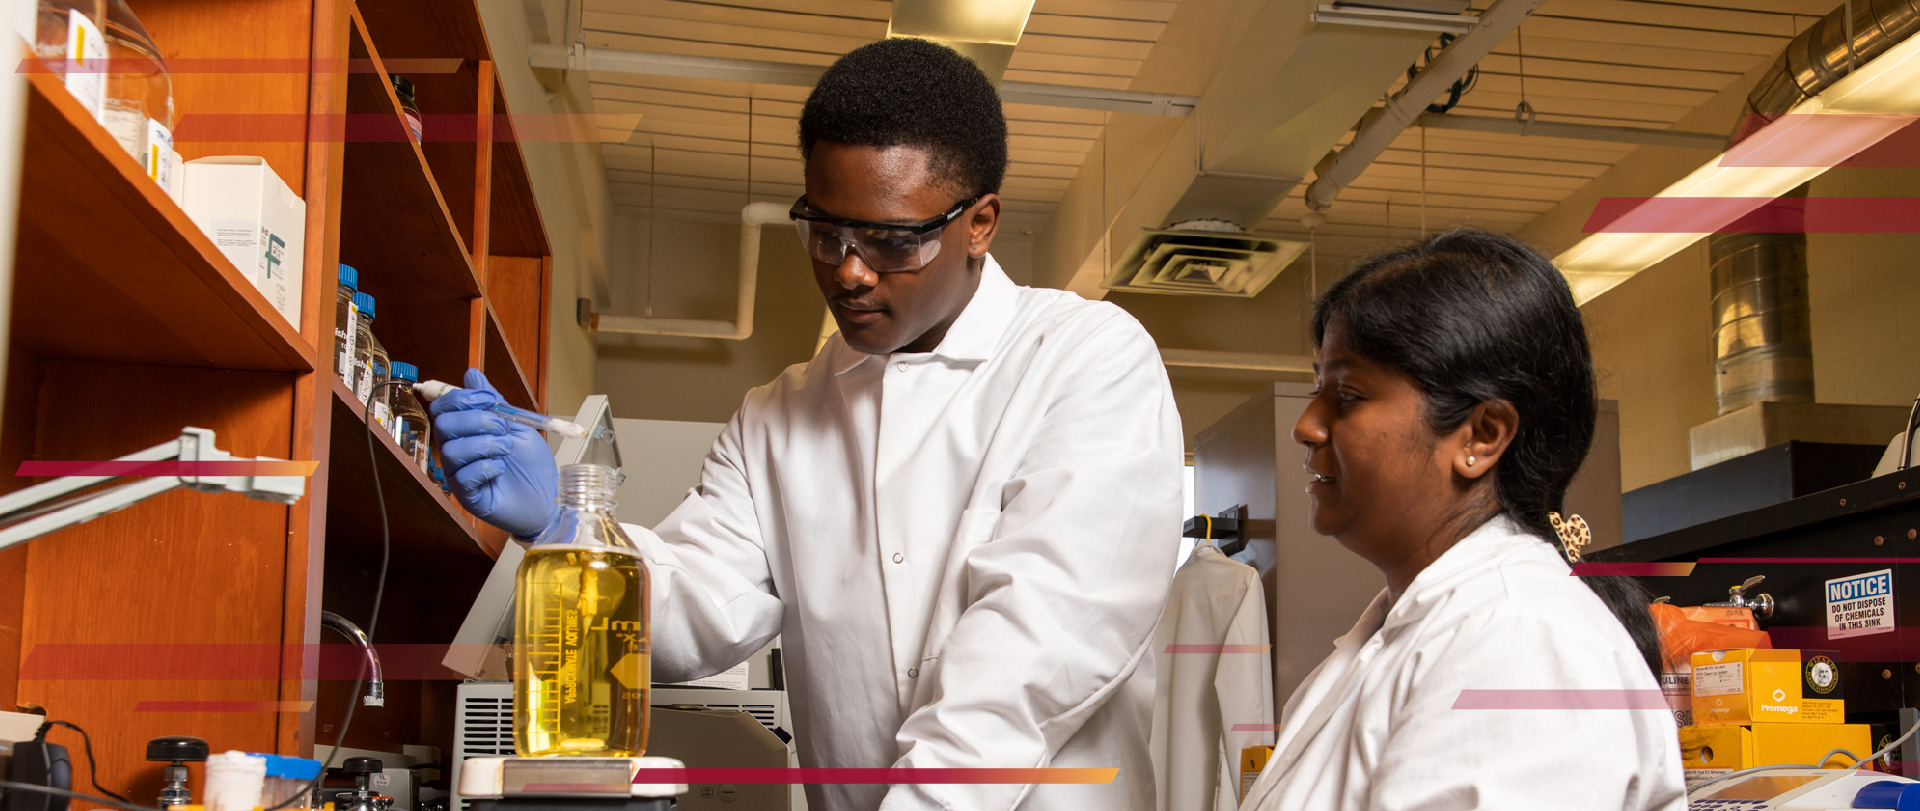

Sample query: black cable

[1901,393,1920,471]
[0,781,162,811]
[33,720,130,804]
[261,380,403,811]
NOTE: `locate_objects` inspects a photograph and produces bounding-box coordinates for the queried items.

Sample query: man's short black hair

[799,37,1008,200]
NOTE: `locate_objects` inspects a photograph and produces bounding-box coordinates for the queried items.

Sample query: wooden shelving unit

[0,0,553,800]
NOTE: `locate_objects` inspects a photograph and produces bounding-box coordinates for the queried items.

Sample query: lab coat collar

[1376,513,1547,634]
[830,254,1018,375]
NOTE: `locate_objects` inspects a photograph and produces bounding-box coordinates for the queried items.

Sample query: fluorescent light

[889,0,1035,47]
[1554,28,1920,304]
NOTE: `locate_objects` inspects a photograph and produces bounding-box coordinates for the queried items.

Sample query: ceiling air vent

[1102,220,1308,298]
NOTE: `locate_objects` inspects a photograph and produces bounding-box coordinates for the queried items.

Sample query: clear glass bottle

[36,0,108,120]
[334,264,358,385]
[391,74,421,143]
[387,362,430,471]
[515,464,650,757]
[350,291,389,423]
[100,0,172,185]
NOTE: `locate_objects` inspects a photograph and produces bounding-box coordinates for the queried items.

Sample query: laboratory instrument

[415,380,609,442]
[1686,768,1914,810]
[100,0,171,185]
[387,362,430,471]
[0,427,305,551]
[335,264,358,383]
[146,735,208,809]
[514,463,650,757]
[331,757,392,811]
[457,756,683,811]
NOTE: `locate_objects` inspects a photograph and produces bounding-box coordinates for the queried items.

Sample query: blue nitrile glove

[431,368,560,540]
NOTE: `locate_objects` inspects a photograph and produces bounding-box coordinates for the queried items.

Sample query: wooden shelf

[326,377,489,567]
[12,71,312,372]
[486,92,550,259]
[483,300,537,412]
[339,8,482,391]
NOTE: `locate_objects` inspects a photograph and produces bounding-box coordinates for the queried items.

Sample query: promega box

[1691,648,1843,725]
[1678,723,1870,790]
[182,156,305,326]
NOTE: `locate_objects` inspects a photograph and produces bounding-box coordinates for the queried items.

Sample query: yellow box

[1239,746,1272,801]
[1679,723,1870,789]
[1691,648,1843,725]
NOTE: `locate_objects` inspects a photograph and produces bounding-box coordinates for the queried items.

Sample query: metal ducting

[1708,0,1920,415]
[1710,195,1814,415]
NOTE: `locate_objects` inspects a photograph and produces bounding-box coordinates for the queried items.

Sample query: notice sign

[1826,569,1895,640]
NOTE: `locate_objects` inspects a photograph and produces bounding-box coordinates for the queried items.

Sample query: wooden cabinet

[0,0,551,802]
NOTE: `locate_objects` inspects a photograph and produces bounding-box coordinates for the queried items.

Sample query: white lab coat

[624,257,1184,811]
[1239,515,1686,811]
[1150,543,1273,811]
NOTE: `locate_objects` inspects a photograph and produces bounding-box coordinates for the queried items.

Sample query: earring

[1467,455,1476,468]
[1550,512,1592,565]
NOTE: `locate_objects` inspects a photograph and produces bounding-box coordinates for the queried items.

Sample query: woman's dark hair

[1310,227,1661,677]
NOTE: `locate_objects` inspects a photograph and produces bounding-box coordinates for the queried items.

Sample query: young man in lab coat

[431,38,1183,811]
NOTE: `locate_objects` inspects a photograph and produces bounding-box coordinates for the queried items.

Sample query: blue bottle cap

[389,361,419,382]
[338,263,358,290]
[253,754,323,781]
[352,291,376,319]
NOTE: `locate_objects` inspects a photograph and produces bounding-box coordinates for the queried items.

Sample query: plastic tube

[413,380,613,442]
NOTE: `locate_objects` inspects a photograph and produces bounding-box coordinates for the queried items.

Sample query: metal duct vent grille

[1103,226,1308,298]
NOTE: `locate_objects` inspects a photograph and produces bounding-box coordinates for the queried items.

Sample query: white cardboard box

[182,156,305,326]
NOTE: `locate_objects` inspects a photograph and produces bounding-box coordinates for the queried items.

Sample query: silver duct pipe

[1710,198,1814,415]
[1708,0,1920,415]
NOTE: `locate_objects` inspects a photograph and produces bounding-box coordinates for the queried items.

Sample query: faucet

[322,611,386,707]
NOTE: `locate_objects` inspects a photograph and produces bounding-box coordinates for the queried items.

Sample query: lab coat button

[908,667,919,678]
[892,552,904,563]
[895,361,909,372]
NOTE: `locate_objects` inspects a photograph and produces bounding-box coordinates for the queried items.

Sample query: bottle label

[337,303,358,378]
[103,104,144,162]
[145,119,173,186]
[63,10,106,121]
[404,113,422,143]
[373,401,389,428]
[356,362,374,403]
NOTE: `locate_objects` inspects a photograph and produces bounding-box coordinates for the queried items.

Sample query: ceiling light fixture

[887,0,1037,82]
[1554,28,1920,304]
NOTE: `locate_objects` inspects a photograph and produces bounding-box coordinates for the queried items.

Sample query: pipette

[414,380,615,442]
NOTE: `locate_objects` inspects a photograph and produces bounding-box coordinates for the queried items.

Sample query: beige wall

[1122,262,1318,447]
[477,0,608,415]
[595,211,820,422]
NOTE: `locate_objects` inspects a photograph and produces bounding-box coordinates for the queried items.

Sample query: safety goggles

[789,194,979,273]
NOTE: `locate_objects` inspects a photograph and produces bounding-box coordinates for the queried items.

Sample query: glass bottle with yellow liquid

[514,463,650,757]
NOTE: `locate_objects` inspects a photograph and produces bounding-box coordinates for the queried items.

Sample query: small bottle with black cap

[391,75,421,143]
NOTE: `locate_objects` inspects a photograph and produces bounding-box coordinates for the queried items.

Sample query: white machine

[1686,769,1917,810]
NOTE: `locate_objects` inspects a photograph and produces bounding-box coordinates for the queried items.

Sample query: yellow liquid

[514,544,650,756]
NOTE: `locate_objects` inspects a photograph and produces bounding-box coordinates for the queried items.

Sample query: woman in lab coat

[1239,229,1686,811]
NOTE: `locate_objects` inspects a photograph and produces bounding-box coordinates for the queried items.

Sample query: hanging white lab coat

[1150,543,1274,811]
[1239,515,1686,811]
[623,257,1184,811]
